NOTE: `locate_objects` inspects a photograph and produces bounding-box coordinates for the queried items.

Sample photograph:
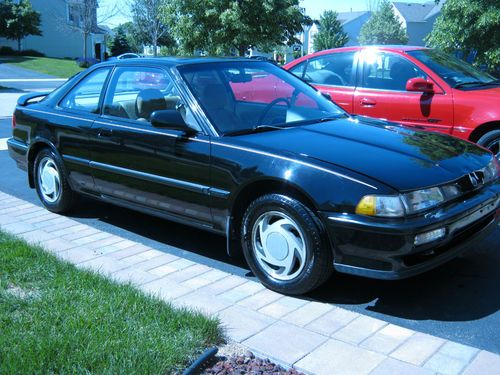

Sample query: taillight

[12,114,16,129]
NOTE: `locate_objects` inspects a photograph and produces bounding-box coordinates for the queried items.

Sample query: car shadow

[70,196,249,270]
[309,227,500,322]
[69,196,499,323]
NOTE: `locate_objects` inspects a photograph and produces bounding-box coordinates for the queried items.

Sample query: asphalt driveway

[0,60,65,92]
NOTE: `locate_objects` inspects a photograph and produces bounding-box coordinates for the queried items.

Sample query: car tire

[477,129,500,160]
[34,148,75,213]
[241,194,333,295]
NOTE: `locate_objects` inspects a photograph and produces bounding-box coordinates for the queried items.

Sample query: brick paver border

[1,191,498,375]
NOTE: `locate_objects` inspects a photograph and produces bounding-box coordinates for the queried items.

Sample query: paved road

[0,61,65,91]
[1,117,499,354]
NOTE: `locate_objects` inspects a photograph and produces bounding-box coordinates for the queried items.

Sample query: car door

[353,50,454,134]
[90,65,213,226]
[289,51,358,113]
[56,67,112,193]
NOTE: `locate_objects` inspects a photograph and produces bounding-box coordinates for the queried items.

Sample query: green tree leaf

[426,0,500,70]
[359,0,408,45]
[1,0,42,51]
[163,0,311,56]
[313,11,349,51]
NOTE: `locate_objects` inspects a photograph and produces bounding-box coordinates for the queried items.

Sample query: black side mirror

[150,110,195,134]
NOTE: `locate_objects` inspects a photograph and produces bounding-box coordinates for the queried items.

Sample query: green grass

[0,231,223,374]
[2,56,84,78]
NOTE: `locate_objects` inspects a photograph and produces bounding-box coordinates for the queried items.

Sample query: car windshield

[407,49,496,88]
[177,61,345,135]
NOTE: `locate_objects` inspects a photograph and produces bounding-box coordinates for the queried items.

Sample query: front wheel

[34,148,75,213]
[241,194,333,295]
[477,130,500,161]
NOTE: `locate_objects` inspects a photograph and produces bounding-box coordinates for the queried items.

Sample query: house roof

[392,1,441,22]
[337,11,371,25]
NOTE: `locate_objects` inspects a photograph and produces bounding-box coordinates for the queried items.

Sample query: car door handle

[97,128,113,137]
[360,98,377,107]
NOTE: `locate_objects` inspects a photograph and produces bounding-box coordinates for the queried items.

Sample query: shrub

[0,46,16,55]
[76,57,98,68]
[0,46,45,57]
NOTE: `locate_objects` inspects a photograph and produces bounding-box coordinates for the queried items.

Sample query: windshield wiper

[225,124,290,136]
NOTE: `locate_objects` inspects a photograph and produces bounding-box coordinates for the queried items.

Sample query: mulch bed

[202,351,305,375]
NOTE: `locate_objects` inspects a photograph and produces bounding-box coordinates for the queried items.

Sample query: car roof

[97,56,259,68]
[284,45,429,67]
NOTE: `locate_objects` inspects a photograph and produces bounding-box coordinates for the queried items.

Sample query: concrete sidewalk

[0,191,499,375]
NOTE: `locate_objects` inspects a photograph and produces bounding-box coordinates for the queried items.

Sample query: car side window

[361,52,427,91]
[302,52,356,87]
[103,67,177,122]
[103,67,200,130]
[289,62,306,79]
[59,68,111,113]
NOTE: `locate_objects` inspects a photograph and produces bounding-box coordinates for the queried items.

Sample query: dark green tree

[163,0,311,56]
[110,26,131,56]
[426,0,500,70]
[359,0,408,45]
[1,0,42,51]
[313,11,349,51]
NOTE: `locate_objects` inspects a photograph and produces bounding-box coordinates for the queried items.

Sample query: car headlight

[355,195,405,217]
[402,187,444,214]
[356,186,452,217]
[483,158,500,183]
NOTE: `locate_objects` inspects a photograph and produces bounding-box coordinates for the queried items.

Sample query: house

[337,11,372,47]
[0,0,107,59]
[391,1,444,46]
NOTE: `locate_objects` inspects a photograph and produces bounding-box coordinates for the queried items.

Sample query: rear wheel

[34,148,75,213]
[241,194,333,295]
[477,129,500,161]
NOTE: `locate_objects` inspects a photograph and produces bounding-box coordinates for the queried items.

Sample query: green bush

[0,46,45,57]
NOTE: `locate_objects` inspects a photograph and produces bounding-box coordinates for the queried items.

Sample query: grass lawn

[1,56,85,78]
[0,231,223,374]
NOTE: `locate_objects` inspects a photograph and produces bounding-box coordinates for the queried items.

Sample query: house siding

[342,13,372,46]
[0,0,101,58]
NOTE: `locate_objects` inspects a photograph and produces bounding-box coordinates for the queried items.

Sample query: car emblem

[468,171,484,187]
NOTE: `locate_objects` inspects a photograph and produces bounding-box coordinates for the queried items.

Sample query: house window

[68,3,83,26]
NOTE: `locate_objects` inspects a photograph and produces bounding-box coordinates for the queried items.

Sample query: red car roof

[284,45,429,68]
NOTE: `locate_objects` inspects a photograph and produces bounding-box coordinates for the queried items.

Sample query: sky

[99,0,433,28]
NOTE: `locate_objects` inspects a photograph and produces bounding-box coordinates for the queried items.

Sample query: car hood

[234,116,492,191]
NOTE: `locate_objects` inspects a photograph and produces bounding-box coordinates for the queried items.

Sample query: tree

[163,0,311,56]
[359,0,408,45]
[130,0,172,57]
[426,0,500,70]
[313,11,349,51]
[1,0,42,51]
[110,26,131,56]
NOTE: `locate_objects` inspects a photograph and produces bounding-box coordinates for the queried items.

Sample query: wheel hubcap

[251,211,307,281]
[38,157,61,203]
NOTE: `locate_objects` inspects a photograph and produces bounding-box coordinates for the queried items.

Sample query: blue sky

[99,0,432,27]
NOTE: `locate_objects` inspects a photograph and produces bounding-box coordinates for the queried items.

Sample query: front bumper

[321,183,500,280]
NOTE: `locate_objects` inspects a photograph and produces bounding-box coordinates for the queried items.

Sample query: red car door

[353,50,454,135]
[288,51,358,113]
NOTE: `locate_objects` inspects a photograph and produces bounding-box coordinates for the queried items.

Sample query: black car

[7,57,500,295]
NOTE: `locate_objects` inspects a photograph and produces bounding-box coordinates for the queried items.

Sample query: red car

[284,46,500,160]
